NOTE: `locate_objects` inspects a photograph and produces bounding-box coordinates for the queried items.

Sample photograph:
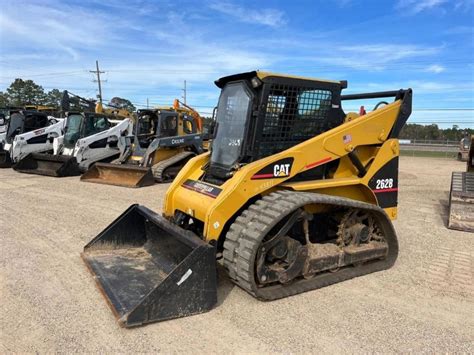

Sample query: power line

[0,56,472,78]
[90,60,105,104]
[182,80,187,105]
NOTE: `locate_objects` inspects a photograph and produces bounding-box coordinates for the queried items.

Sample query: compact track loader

[448,135,474,232]
[82,71,412,327]
[0,110,53,168]
[13,112,132,176]
[80,101,204,188]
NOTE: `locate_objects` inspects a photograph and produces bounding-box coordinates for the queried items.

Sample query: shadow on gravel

[438,195,450,227]
[216,264,235,307]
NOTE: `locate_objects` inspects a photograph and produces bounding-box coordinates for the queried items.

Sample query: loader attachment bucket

[81,162,155,188]
[82,204,217,327]
[13,153,80,176]
[0,149,12,168]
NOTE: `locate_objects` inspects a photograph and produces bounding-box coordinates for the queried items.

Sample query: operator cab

[135,109,198,148]
[5,110,49,143]
[63,112,111,148]
[206,71,347,182]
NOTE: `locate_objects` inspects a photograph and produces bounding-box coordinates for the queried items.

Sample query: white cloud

[454,0,474,10]
[396,0,473,14]
[425,64,445,73]
[0,0,274,111]
[314,43,442,71]
[396,0,448,14]
[209,1,286,27]
[0,2,111,61]
[0,0,470,121]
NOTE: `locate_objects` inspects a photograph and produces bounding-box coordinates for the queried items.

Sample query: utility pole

[90,60,105,104]
[147,98,149,109]
[182,80,187,105]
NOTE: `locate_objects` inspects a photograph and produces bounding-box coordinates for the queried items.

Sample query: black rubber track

[222,190,399,300]
[151,151,195,182]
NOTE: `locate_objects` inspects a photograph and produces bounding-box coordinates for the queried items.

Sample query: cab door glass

[160,114,178,137]
[183,115,196,134]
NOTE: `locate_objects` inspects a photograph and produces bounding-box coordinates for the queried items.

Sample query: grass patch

[400,150,457,159]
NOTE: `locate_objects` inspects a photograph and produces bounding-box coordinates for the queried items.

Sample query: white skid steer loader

[11,118,66,164]
[0,110,54,168]
[13,112,133,177]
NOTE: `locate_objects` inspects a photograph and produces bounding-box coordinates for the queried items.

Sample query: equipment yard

[1,156,473,353]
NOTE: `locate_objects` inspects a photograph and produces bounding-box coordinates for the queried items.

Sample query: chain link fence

[399,139,460,159]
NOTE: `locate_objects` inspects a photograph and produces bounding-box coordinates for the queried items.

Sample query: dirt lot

[1,157,473,353]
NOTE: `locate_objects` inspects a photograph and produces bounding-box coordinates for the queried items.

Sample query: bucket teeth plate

[82,204,217,327]
[81,163,155,188]
[0,149,12,168]
[13,153,80,176]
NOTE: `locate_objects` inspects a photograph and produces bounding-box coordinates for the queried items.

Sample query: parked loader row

[10,70,468,330]
[1,98,209,187]
[81,99,206,187]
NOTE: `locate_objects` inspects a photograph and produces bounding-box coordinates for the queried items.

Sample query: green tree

[0,92,9,107]
[6,78,47,105]
[108,97,136,112]
[45,88,63,107]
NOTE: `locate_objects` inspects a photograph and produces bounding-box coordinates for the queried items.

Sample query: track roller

[223,190,398,300]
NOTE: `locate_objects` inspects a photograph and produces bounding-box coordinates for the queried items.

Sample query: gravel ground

[1,157,473,353]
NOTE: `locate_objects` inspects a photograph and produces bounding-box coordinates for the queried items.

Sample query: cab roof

[215,70,347,88]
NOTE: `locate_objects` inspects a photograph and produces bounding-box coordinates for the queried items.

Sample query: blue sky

[0,0,473,127]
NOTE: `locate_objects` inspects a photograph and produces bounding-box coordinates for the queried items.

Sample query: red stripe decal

[305,157,332,169]
[373,188,399,194]
[251,173,275,179]
[182,184,218,198]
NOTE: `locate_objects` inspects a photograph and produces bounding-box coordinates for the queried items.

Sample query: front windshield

[135,112,158,137]
[6,113,24,141]
[83,115,109,136]
[210,82,252,168]
[64,114,83,147]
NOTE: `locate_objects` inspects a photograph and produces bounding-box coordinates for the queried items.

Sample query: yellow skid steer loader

[80,101,205,188]
[82,71,412,327]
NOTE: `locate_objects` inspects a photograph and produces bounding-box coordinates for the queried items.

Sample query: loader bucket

[81,162,155,188]
[13,153,81,176]
[82,204,217,327]
[0,149,12,168]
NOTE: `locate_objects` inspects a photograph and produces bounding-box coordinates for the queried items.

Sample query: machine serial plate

[182,179,222,198]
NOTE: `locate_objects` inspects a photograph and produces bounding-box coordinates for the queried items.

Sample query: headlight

[251,76,262,88]
[0,118,4,125]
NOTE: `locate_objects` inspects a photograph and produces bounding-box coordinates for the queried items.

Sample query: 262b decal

[375,178,394,190]
[368,157,399,208]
